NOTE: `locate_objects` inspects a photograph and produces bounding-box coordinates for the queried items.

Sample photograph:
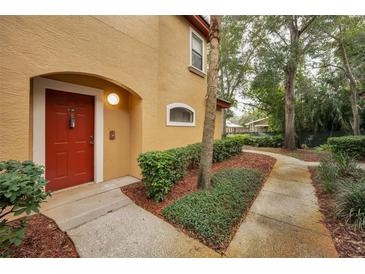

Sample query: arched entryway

[31,72,142,191]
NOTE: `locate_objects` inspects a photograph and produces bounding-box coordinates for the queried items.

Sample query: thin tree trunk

[338,38,361,135]
[349,83,361,135]
[198,15,220,190]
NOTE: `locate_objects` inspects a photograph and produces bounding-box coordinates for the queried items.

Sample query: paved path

[225,150,338,257]
[50,151,338,257]
[67,199,219,258]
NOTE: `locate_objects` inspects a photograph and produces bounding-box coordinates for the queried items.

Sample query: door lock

[89,135,94,145]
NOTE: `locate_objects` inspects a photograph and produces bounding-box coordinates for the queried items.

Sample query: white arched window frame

[166,103,196,127]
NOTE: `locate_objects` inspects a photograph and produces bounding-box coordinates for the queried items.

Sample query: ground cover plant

[162,168,263,251]
[315,151,365,234]
[310,167,365,257]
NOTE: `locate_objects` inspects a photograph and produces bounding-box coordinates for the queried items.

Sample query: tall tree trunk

[284,66,297,149]
[338,38,361,135]
[284,17,299,150]
[198,15,221,190]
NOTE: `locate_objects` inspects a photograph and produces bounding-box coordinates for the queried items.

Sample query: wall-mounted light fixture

[107,93,120,106]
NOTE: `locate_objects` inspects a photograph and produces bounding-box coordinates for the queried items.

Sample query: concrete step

[43,189,132,231]
[40,176,140,212]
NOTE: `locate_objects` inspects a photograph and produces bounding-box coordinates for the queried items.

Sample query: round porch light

[107,93,120,105]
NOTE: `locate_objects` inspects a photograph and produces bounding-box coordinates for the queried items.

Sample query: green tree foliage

[220,16,365,140]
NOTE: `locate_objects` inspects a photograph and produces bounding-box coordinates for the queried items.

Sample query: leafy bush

[317,159,339,193]
[331,152,359,176]
[138,137,247,202]
[213,137,244,162]
[137,150,189,202]
[317,151,364,193]
[163,168,262,248]
[0,160,50,257]
[335,178,365,230]
[315,144,333,152]
[230,134,283,147]
[184,143,201,168]
[327,136,365,159]
[316,150,365,230]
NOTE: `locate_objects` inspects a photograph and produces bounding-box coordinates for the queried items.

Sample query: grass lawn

[162,168,263,252]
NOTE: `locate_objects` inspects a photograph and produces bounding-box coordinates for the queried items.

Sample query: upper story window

[189,28,205,75]
[166,103,196,127]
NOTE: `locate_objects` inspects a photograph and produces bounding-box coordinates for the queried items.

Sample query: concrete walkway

[67,202,219,258]
[43,151,338,257]
[225,150,338,257]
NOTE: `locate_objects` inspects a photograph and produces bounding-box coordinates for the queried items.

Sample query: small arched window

[166,103,196,127]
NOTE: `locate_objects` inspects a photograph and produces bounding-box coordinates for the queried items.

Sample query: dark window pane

[192,51,202,70]
[170,107,194,123]
[192,33,203,55]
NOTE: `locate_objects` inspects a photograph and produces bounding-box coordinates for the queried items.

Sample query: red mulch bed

[5,214,79,258]
[122,152,276,218]
[245,146,330,162]
[309,167,365,258]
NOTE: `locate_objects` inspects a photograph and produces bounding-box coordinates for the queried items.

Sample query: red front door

[45,89,94,191]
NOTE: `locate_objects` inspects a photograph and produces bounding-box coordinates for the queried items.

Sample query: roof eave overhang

[216,98,231,109]
[184,15,210,40]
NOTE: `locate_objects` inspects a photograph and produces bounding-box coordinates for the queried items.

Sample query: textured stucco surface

[0,15,223,179]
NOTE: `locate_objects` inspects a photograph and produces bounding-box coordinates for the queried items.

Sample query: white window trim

[166,103,196,127]
[32,77,104,183]
[189,27,206,74]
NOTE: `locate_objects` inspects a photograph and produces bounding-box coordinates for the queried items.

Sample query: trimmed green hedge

[138,136,246,202]
[228,134,283,147]
[163,168,262,249]
[327,136,365,158]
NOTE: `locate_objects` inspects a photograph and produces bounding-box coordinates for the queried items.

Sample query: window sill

[188,66,206,78]
[166,122,196,127]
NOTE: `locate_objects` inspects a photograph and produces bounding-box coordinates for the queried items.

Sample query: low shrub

[163,168,262,249]
[331,152,359,177]
[184,143,201,168]
[138,137,247,202]
[317,159,339,193]
[327,136,365,159]
[0,160,50,257]
[230,134,283,147]
[137,150,189,202]
[213,136,245,162]
[335,177,365,230]
[315,143,333,152]
[316,150,365,230]
[317,152,364,193]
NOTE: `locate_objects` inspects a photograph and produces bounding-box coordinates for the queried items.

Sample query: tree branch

[298,16,317,36]
[311,63,346,73]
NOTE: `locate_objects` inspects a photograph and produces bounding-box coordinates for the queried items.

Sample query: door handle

[89,135,94,145]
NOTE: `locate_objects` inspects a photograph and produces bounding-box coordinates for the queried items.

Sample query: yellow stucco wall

[0,15,223,181]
